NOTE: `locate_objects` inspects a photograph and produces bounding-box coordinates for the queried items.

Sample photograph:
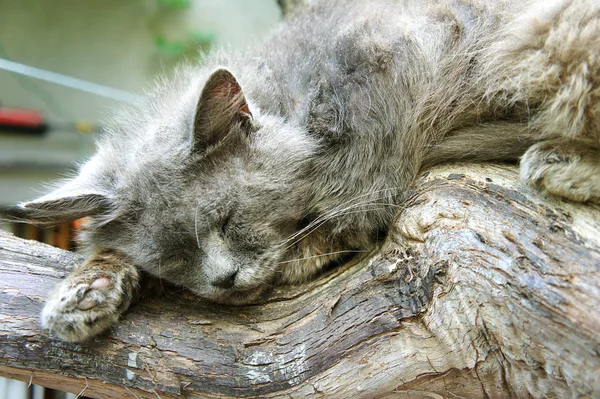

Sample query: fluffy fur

[21,0,600,341]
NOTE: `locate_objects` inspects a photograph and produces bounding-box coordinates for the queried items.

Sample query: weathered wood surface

[1,164,599,399]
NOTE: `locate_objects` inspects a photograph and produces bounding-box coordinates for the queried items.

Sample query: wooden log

[1,164,599,399]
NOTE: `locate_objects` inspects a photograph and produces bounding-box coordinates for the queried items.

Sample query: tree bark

[0,164,599,399]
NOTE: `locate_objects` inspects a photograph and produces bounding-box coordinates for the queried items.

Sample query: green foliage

[154,30,215,59]
[152,0,216,61]
[158,0,191,9]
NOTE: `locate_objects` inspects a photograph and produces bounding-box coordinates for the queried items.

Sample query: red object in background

[0,106,47,134]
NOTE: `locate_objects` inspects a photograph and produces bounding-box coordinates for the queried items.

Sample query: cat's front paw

[520,140,600,203]
[42,252,139,342]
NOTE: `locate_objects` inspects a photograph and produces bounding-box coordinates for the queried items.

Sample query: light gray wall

[0,0,280,122]
[0,0,281,210]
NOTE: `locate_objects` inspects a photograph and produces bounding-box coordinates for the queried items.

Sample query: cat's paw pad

[42,272,134,342]
[520,141,600,203]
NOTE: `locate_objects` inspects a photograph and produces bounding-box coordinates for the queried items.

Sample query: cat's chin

[198,287,268,306]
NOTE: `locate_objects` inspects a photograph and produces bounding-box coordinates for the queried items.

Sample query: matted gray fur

[21,0,600,342]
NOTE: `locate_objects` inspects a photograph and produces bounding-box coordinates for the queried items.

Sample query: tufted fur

[21,0,600,341]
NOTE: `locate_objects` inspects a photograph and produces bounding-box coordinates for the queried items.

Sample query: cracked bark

[1,164,599,399]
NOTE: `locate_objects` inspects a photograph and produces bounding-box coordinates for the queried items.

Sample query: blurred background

[0,0,281,397]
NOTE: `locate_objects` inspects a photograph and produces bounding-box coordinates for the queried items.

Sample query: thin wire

[0,57,140,104]
[0,44,73,119]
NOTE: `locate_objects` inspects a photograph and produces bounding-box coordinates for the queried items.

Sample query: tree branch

[1,164,599,398]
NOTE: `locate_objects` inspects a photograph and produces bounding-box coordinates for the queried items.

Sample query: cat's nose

[212,270,238,289]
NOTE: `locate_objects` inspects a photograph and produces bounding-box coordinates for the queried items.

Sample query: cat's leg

[41,249,140,342]
[520,139,600,202]
[487,0,600,202]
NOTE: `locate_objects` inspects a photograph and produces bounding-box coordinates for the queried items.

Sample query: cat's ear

[192,68,253,151]
[19,177,114,224]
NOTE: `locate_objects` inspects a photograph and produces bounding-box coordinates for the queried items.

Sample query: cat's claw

[41,255,139,342]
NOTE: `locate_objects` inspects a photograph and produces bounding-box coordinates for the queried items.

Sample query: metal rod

[0,57,140,104]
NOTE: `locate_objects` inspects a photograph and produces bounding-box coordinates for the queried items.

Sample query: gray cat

[21,0,600,342]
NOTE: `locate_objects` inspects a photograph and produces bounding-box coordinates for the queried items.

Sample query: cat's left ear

[19,177,114,224]
[192,68,253,151]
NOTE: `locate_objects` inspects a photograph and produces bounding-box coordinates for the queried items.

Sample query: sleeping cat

[21,0,600,342]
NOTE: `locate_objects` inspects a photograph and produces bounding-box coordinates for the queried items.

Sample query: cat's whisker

[278,195,403,251]
[278,250,370,265]
[157,258,165,294]
[278,202,394,251]
[194,205,201,249]
[286,203,399,245]
[279,189,399,245]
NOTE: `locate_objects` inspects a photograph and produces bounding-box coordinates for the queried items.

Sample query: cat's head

[20,68,316,304]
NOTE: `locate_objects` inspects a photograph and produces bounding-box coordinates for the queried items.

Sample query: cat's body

[22,0,600,341]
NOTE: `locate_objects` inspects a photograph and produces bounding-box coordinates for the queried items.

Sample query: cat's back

[250,0,516,122]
